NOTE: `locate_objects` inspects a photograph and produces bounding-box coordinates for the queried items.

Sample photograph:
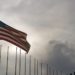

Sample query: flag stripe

[0,30,27,45]
[0,35,29,52]
[0,28,27,39]
[0,30,30,49]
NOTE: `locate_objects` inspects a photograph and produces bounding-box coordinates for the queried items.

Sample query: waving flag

[0,21,30,53]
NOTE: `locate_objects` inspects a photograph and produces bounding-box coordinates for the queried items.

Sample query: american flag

[0,21,30,53]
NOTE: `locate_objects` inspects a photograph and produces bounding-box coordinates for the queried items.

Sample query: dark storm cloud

[46,40,75,73]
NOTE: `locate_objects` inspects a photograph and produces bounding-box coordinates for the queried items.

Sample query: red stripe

[0,35,29,52]
[0,31,26,45]
[6,26,27,36]
[0,32,30,52]
[0,30,30,49]
[0,28,27,39]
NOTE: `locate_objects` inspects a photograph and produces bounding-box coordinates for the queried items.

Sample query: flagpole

[24,53,26,75]
[37,60,38,75]
[29,55,31,75]
[41,63,42,75]
[49,67,51,75]
[53,69,54,75]
[0,45,2,63]
[56,70,58,75]
[61,71,62,75]
[19,49,21,75]
[15,47,17,75]
[34,58,36,75]
[47,64,48,75]
[6,46,9,75]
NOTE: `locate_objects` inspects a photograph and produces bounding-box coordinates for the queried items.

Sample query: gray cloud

[0,0,75,74]
[46,40,75,73]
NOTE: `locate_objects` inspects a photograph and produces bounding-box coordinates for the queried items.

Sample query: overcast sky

[0,0,75,74]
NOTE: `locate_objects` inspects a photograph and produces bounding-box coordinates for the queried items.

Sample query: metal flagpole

[47,64,48,75]
[0,45,2,63]
[15,47,17,75]
[56,70,58,75]
[53,69,54,75]
[34,58,36,75]
[61,71,62,75]
[29,55,31,75]
[49,67,51,75]
[37,60,38,75]
[24,53,26,75]
[41,63,42,75]
[6,46,9,75]
[19,49,21,75]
